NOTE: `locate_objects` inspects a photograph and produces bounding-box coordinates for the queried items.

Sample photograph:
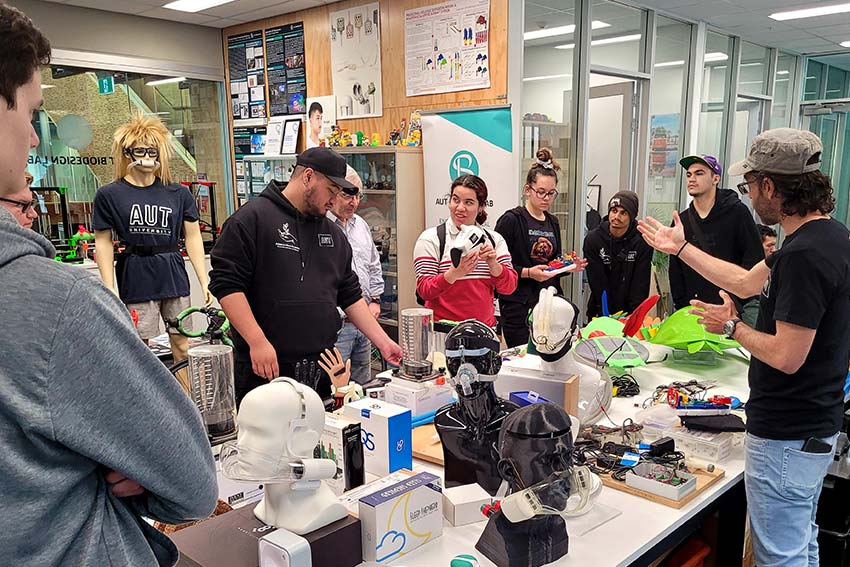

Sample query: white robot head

[529,287,579,357]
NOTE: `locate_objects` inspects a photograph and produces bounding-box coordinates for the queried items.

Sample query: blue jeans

[745,432,838,567]
[334,321,372,385]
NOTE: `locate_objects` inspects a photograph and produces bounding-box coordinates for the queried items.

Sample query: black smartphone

[801,437,833,454]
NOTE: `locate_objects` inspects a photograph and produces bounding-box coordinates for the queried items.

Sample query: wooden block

[563,375,579,417]
[599,466,726,509]
[411,423,444,465]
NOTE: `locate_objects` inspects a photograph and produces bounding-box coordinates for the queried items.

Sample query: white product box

[317,413,365,495]
[342,398,412,476]
[625,462,696,501]
[667,427,733,462]
[258,528,312,567]
[358,471,443,563]
[384,378,455,417]
[442,483,492,527]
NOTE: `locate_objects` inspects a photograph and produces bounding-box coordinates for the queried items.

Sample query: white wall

[10,0,224,80]
[587,92,625,210]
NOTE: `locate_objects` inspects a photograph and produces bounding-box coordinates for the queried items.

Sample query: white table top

[358,344,751,567]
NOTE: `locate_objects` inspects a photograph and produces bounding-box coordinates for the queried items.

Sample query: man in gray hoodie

[0,5,217,566]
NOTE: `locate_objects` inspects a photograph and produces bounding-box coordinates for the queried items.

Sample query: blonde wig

[112,113,173,184]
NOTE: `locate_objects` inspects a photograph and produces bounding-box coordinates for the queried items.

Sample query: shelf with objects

[242,154,298,200]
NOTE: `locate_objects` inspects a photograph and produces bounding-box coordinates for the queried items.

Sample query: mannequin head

[112,113,173,184]
[222,378,325,481]
[497,402,573,491]
[529,287,579,359]
[445,319,502,397]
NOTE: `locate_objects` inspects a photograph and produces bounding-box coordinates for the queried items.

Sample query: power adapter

[649,436,675,457]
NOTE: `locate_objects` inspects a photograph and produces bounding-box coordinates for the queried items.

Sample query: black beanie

[608,191,639,221]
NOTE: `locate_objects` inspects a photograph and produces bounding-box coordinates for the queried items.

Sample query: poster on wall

[405,0,490,96]
[421,106,513,228]
[234,126,267,198]
[649,113,681,178]
[228,31,267,121]
[305,95,336,148]
[266,23,307,117]
[329,2,383,119]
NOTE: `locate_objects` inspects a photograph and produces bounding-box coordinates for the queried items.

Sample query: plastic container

[625,462,696,501]
[667,427,733,462]
[635,404,680,442]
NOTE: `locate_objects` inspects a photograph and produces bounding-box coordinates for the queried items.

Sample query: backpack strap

[437,222,447,261]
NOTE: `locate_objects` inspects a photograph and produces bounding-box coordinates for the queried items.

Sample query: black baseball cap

[295,147,358,195]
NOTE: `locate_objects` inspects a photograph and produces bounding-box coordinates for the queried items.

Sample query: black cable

[612,373,640,397]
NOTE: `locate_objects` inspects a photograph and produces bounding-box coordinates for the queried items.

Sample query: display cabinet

[240,147,425,340]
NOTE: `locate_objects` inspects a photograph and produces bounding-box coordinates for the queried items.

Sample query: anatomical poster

[405,0,490,96]
[329,2,383,118]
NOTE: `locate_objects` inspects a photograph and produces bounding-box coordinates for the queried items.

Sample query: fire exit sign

[98,75,114,95]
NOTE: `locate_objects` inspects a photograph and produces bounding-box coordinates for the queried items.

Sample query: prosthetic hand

[450,224,488,268]
[319,347,363,409]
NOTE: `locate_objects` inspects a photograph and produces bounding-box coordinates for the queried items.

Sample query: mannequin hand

[106,469,145,498]
[319,347,351,390]
[368,301,381,319]
[250,337,279,380]
[638,211,686,255]
[528,264,557,282]
[689,291,737,335]
[380,340,403,367]
[445,250,479,283]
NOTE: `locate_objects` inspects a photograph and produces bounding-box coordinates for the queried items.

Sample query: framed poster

[329,2,382,118]
[282,119,301,155]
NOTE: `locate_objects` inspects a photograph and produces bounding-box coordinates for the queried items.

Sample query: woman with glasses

[495,148,586,348]
[413,174,517,328]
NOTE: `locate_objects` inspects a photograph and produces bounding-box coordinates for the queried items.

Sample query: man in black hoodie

[669,155,764,324]
[210,147,402,403]
[583,191,652,318]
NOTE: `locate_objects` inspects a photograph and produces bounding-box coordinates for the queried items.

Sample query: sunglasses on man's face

[125,147,159,158]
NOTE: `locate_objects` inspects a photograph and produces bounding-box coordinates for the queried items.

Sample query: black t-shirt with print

[92,178,199,304]
[523,208,558,265]
[747,218,850,440]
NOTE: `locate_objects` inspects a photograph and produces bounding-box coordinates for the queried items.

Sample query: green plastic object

[450,554,480,567]
[580,316,625,338]
[649,306,739,353]
[574,336,649,368]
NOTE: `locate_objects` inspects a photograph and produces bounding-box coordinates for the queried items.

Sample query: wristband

[676,241,689,257]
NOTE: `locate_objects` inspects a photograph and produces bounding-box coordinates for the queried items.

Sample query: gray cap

[728,128,823,176]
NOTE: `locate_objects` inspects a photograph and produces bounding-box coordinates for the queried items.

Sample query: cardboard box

[384,378,455,417]
[358,471,443,563]
[315,413,365,495]
[172,504,362,567]
[342,398,412,476]
[443,483,492,526]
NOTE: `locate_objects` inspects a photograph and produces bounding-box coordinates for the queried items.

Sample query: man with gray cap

[327,165,384,384]
[639,128,850,567]
[210,147,402,403]
[583,190,652,317]
[669,154,763,324]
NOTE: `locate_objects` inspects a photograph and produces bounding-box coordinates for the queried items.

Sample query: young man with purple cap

[668,153,764,324]
[582,190,652,318]
[639,128,850,567]
[210,147,402,403]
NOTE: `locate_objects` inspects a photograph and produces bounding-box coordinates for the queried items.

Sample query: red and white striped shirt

[413,221,518,326]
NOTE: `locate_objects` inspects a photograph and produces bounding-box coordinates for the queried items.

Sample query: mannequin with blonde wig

[93,113,211,394]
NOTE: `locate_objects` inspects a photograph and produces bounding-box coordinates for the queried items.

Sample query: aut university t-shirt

[747,218,850,440]
[92,178,199,304]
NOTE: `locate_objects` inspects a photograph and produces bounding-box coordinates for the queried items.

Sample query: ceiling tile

[63,0,151,13]
[136,6,219,25]
[203,0,284,18]
[204,17,244,28]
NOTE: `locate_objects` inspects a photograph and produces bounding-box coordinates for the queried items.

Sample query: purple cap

[679,154,722,177]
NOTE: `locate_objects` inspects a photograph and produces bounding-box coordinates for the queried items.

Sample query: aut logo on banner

[449,150,479,178]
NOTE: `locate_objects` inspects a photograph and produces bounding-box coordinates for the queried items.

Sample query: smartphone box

[315,413,365,495]
[342,398,412,476]
[384,378,454,417]
[358,471,443,563]
[443,483,492,526]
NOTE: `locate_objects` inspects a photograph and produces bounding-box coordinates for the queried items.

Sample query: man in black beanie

[583,190,652,318]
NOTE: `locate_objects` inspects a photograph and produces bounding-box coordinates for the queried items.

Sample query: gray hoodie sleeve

[46,276,218,524]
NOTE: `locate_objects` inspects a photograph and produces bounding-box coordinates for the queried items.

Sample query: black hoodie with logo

[669,188,764,310]
[583,218,652,318]
[209,181,361,386]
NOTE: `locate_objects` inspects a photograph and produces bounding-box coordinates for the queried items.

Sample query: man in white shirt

[327,166,384,384]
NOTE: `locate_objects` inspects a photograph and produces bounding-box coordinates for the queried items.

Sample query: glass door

[729,96,767,217]
[803,103,850,226]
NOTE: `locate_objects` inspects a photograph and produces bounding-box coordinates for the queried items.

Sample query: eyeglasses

[124,147,159,158]
[736,174,761,196]
[0,196,38,214]
[530,187,559,200]
[338,191,361,202]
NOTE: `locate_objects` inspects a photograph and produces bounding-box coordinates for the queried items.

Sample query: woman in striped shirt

[413,175,518,327]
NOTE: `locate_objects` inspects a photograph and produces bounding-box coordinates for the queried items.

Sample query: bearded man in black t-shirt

[638,128,850,567]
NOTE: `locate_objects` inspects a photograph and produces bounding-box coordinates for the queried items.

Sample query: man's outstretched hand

[637,210,687,255]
